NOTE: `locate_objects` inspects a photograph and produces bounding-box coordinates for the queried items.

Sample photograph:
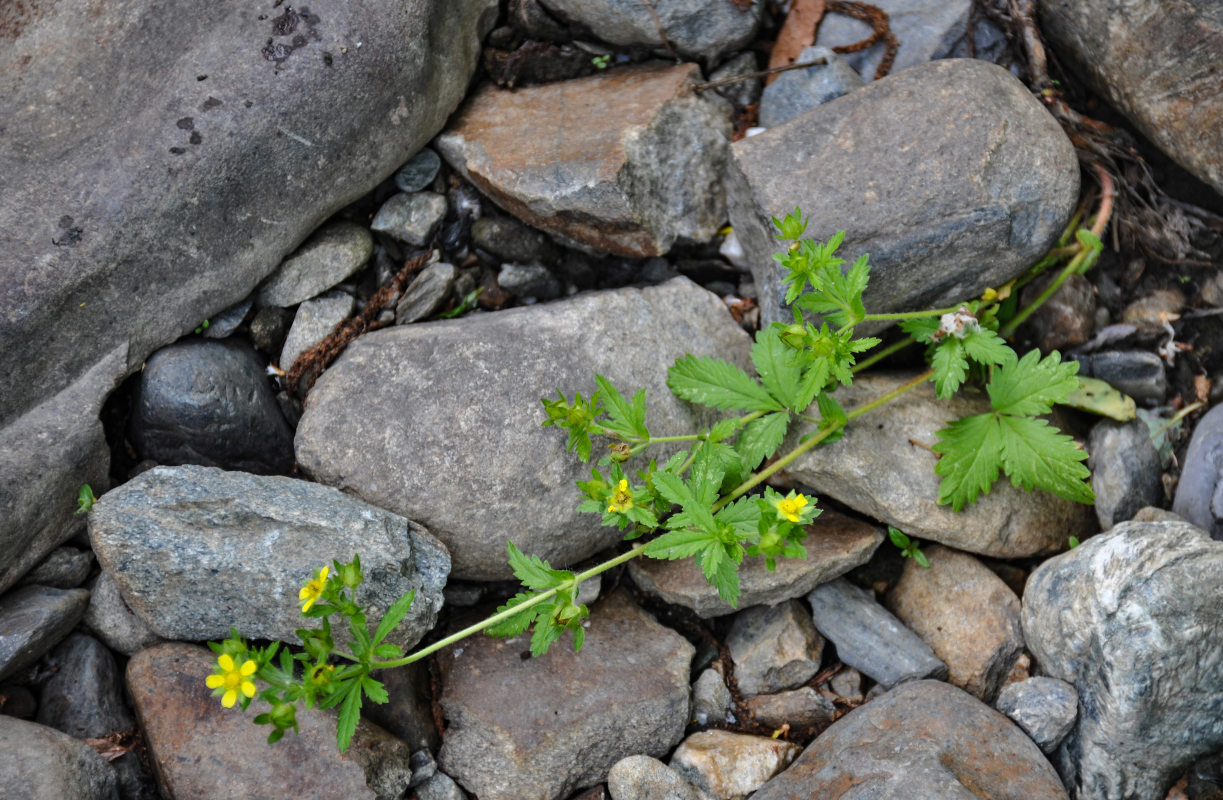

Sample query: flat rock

[806,578,946,689]
[995,677,1078,755]
[436,64,731,258]
[499,264,563,301]
[280,289,355,369]
[0,585,90,682]
[752,680,1067,799]
[783,372,1096,558]
[1022,521,1223,799]
[296,278,752,580]
[82,570,164,657]
[1036,0,1223,195]
[726,601,824,697]
[395,149,443,194]
[0,0,496,593]
[726,58,1078,329]
[396,262,458,324]
[18,546,92,589]
[537,0,763,63]
[437,591,693,800]
[257,221,372,308]
[670,730,800,800]
[692,668,733,726]
[129,338,295,474]
[128,643,412,800]
[758,46,863,128]
[88,465,448,648]
[1089,419,1163,529]
[1173,402,1223,538]
[1073,350,1167,406]
[0,716,118,800]
[470,216,560,265]
[885,545,1023,702]
[371,192,449,248]
[607,755,707,800]
[629,508,883,617]
[740,687,836,731]
[36,633,133,739]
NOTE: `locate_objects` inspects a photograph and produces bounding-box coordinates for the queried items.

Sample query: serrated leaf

[752,329,805,409]
[933,413,1004,511]
[506,542,570,591]
[708,417,741,443]
[700,546,741,608]
[960,327,1013,367]
[529,610,565,657]
[336,680,363,753]
[372,643,403,659]
[815,391,847,428]
[899,316,940,342]
[372,590,415,646]
[645,528,718,560]
[795,358,829,413]
[714,496,761,534]
[988,349,1081,416]
[485,592,538,638]
[668,355,782,412]
[997,415,1094,504]
[651,472,717,533]
[361,676,389,705]
[735,411,790,472]
[595,375,649,439]
[931,337,969,399]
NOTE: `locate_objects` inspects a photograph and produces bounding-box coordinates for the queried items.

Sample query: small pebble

[394,148,442,193]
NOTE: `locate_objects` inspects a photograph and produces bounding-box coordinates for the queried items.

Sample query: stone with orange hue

[751,681,1067,800]
[628,509,884,617]
[436,63,731,258]
[670,730,801,800]
[127,643,412,800]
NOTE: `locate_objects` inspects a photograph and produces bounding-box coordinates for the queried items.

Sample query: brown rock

[437,590,693,800]
[726,601,824,697]
[628,509,883,617]
[670,730,801,800]
[436,63,731,258]
[127,643,411,800]
[752,680,1067,800]
[884,545,1024,702]
[741,687,837,731]
[1018,273,1096,352]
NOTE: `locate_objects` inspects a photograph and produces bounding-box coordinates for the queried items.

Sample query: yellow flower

[775,492,808,523]
[607,479,633,513]
[299,565,329,613]
[206,653,258,708]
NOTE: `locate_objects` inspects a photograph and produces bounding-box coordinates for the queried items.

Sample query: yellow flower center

[299,565,330,612]
[607,479,633,513]
[776,494,808,523]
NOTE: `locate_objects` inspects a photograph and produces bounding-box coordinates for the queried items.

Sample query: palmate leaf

[931,337,969,399]
[795,252,869,327]
[752,328,806,409]
[961,326,1012,367]
[594,375,648,439]
[506,542,571,591]
[644,527,719,560]
[932,413,1003,512]
[735,411,789,472]
[997,415,1094,504]
[652,471,717,533]
[668,355,781,413]
[988,349,1081,416]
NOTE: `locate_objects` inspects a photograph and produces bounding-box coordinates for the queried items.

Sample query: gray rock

[0,716,119,800]
[470,216,559,265]
[82,570,164,657]
[707,51,763,109]
[437,591,693,800]
[128,643,411,800]
[691,668,733,726]
[418,771,468,800]
[200,295,254,339]
[758,46,864,128]
[279,289,354,369]
[128,338,294,474]
[806,578,946,689]
[1022,521,1223,799]
[258,209,383,311]
[18,546,92,589]
[537,0,763,63]
[363,662,439,752]
[395,149,444,194]
[1173,402,1223,538]
[1073,350,1167,406]
[670,730,801,800]
[1089,419,1163,530]
[1019,273,1097,353]
[0,0,496,597]
[296,278,752,580]
[436,64,731,259]
[995,677,1078,755]
[726,58,1078,329]
[752,680,1066,800]
[248,306,295,357]
[608,755,707,800]
[726,601,824,697]
[784,373,1096,558]
[740,687,836,731]
[88,465,449,649]
[498,263,563,300]
[885,545,1023,703]
[0,585,90,682]
[371,192,449,248]
[629,509,883,617]
[1036,0,1223,195]
[396,262,459,324]
[36,633,133,738]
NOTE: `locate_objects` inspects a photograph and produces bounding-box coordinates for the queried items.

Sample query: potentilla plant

[207,207,1101,752]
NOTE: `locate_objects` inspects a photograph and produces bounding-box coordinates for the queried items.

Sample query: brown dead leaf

[83,728,138,762]
[767,0,826,83]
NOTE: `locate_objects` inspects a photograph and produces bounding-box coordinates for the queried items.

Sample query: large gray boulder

[1022,521,1223,800]
[0,0,497,593]
[0,716,119,800]
[296,278,753,580]
[1037,0,1223,196]
[726,58,1078,329]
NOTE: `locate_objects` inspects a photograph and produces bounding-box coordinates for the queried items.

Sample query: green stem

[999,245,1095,339]
[861,306,963,322]
[852,338,914,374]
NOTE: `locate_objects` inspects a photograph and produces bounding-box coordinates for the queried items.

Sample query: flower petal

[240,659,257,676]
[222,689,238,708]
[217,653,235,672]
[205,674,225,689]
[241,680,257,698]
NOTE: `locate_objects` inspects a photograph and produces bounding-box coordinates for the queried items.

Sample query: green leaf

[361,676,389,705]
[815,391,847,429]
[708,417,742,443]
[794,249,868,327]
[700,546,742,608]
[485,592,538,638]
[651,472,717,533]
[668,355,781,413]
[644,528,718,560]
[372,643,402,659]
[752,329,805,409]
[595,375,649,439]
[912,548,931,569]
[899,316,940,342]
[735,411,790,472]
[714,496,762,535]
[932,413,1004,511]
[960,327,1013,367]
[372,590,415,646]
[795,357,829,413]
[506,542,570,591]
[529,613,565,658]
[336,680,363,753]
[988,350,1081,416]
[1062,376,1136,421]
[997,415,1094,504]
[888,526,910,548]
[931,337,968,399]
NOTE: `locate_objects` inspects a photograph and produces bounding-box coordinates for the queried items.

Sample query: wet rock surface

[88,465,448,648]
[751,680,1067,800]
[1023,521,1223,799]
[0,585,90,682]
[437,591,693,800]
